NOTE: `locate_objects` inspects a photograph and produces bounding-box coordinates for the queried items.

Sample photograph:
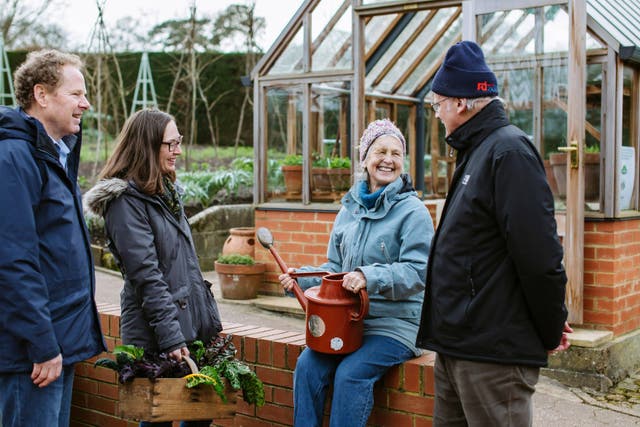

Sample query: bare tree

[83,0,129,179]
[161,3,232,169]
[0,0,67,49]
[212,2,265,155]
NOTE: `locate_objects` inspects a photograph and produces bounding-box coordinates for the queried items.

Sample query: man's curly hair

[13,49,84,109]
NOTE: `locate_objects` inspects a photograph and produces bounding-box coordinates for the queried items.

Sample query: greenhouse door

[471,0,585,323]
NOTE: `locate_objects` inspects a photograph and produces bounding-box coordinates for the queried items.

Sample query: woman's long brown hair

[99,109,176,195]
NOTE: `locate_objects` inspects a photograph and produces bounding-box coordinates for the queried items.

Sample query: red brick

[256,402,294,424]
[369,408,414,427]
[388,390,434,416]
[273,386,294,406]
[403,361,421,393]
[255,366,293,388]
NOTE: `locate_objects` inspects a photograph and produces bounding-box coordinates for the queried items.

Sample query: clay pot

[329,168,351,192]
[222,227,256,259]
[312,167,332,193]
[214,262,265,300]
[281,165,302,195]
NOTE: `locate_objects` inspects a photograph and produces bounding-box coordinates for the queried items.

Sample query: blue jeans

[293,335,414,427]
[140,421,212,427]
[0,364,75,427]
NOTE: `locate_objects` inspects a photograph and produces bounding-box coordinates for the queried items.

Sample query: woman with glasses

[84,109,221,427]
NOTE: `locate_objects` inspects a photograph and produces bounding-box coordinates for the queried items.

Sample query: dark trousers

[433,353,539,427]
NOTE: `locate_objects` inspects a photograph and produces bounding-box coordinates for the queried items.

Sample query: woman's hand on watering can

[342,271,367,294]
[279,268,297,292]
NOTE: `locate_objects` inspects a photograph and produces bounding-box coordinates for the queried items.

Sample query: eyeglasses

[431,97,450,113]
[161,135,183,152]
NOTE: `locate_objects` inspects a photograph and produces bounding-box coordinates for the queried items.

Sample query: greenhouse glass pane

[265,85,303,202]
[312,2,352,71]
[542,6,569,53]
[497,68,534,138]
[620,66,636,211]
[269,26,304,75]
[367,10,433,91]
[398,12,461,95]
[310,81,352,202]
[479,9,536,56]
[365,14,398,52]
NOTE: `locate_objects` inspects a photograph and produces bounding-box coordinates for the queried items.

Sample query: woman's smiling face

[364,135,404,192]
[159,120,181,174]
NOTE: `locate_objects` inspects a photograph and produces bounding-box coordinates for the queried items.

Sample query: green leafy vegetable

[94,335,265,407]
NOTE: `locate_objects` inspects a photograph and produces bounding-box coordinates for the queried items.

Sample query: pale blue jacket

[296,174,433,355]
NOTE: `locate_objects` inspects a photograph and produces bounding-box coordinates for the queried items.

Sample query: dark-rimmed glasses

[431,97,450,113]
[161,135,183,152]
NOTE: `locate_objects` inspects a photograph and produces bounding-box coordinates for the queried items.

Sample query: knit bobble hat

[358,119,406,168]
[432,41,498,98]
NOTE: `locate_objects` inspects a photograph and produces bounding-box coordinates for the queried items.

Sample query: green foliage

[114,344,146,361]
[94,337,265,407]
[312,154,330,168]
[216,253,255,265]
[282,154,303,166]
[585,144,600,154]
[329,157,351,169]
[177,159,253,207]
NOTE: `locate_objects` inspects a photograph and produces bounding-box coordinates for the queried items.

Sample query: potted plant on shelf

[281,154,303,195]
[328,156,351,193]
[311,154,332,194]
[214,253,265,300]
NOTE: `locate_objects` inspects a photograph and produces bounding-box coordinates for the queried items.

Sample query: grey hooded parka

[84,178,222,354]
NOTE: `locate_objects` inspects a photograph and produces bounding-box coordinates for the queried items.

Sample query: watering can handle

[350,289,369,322]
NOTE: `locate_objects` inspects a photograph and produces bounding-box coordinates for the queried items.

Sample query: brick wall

[583,218,640,336]
[256,206,640,338]
[71,307,435,426]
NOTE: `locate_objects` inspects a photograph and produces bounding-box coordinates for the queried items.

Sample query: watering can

[257,227,369,354]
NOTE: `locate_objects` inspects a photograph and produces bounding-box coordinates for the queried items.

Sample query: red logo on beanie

[477,81,494,91]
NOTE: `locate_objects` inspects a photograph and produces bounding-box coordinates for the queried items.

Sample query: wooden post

[565,0,586,323]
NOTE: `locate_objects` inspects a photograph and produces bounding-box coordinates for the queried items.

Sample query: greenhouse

[251,0,640,350]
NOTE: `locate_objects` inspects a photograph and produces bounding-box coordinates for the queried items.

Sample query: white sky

[47,0,305,51]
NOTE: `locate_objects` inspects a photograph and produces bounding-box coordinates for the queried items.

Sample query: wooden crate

[119,377,237,422]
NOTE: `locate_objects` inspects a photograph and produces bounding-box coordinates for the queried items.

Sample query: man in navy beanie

[415,41,572,426]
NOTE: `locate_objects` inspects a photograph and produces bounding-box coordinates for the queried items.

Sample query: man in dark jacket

[415,41,571,426]
[0,50,105,426]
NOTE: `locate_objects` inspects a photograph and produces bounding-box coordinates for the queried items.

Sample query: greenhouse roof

[253,0,640,100]
[587,0,640,62]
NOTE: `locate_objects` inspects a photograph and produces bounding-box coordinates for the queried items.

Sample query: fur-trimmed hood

[83,178,129,217]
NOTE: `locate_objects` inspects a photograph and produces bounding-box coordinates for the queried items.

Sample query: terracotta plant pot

[281,165,302,195]
[312,167,332,193]
[222,227,256,259]
[329,168,351,192]
[214,261,265,300]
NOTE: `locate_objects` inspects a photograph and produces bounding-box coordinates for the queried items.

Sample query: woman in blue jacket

[279,119,434,427]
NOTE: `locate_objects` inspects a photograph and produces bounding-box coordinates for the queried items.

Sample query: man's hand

[549,322,573,354]
[31,354,62,388]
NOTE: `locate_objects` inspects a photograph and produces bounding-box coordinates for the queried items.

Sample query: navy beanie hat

[432,41,498,98]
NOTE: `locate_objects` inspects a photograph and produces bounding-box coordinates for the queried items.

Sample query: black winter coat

[84,178,222,354]
[416,100,568,367]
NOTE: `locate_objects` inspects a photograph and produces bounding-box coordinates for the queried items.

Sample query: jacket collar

[445,99,510,154]
[344,173,416,217]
